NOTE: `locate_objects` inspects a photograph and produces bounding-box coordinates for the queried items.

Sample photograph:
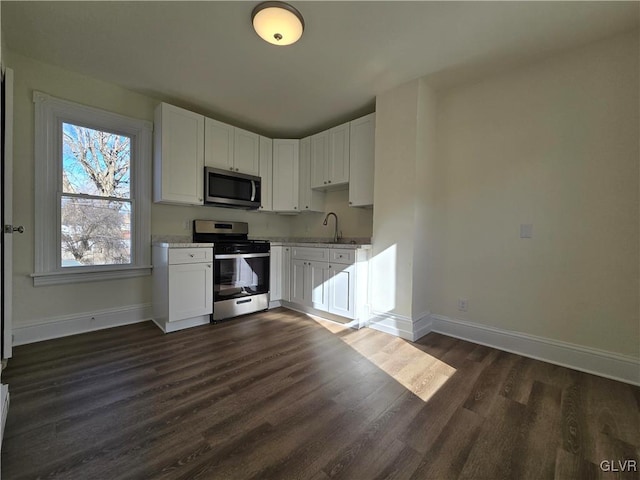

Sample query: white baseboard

[368,311,432,341]
[152,315,211,334]
[430,314,640,386]
[412,312,433,341]
[269,300,283,309]
[13,303,153,346]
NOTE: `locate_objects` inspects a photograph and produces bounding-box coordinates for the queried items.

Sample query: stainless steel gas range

[193,220,269,321]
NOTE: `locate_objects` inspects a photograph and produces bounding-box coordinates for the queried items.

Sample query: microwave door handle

[251,180,256,202]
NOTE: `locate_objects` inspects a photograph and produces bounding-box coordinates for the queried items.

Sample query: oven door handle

[215,253,270,260]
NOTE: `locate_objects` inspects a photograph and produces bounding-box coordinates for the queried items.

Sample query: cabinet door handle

[189,254,194,257]
[207,264,212,268]
[328,180,332,184]
[230,167,234,171]
[324,181,327,184]
[294,206,297,209]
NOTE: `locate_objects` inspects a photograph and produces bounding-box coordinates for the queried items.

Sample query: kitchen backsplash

[151,202,292,238]
[151,189,373,242]
[288,190,373,239]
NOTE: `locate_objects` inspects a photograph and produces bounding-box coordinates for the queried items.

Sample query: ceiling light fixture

[251,1,304,46]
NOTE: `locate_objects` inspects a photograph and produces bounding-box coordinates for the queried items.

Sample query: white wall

[431,31,639,357]
[371,30,638,357]
[412,80,438,320]
[7,51,292,330]
[370,79,420,320]
[368,78,439,338]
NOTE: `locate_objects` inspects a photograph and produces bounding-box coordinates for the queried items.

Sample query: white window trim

[32,91,152,286]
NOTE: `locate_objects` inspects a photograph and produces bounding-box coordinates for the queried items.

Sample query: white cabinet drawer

[291,246,329,262]
[168,248,213,265]
[329,249,355,265]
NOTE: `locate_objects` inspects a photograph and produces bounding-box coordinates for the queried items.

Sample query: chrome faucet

[323,212,340,243]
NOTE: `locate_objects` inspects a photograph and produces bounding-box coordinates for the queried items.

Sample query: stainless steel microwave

[204,167,261,209]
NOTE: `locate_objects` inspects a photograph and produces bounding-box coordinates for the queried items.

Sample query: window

[33,92,152,286]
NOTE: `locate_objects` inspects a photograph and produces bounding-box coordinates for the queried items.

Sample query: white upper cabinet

[348,113,375,207]
[299,136,325,212]
[328,122,350,186]
[272,139,300,213]
[153,103,205,205]
[204,119,260,176]
[310,122,350,190]
[234,128,260,176]
[258,136,273,212]
[310,131,329,189]
[204,117,234,171]
[154,102,374,211]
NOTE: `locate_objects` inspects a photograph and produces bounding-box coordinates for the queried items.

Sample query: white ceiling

[2,1,638,137]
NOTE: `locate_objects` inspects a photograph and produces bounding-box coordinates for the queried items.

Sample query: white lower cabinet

[282,246,291,302]
[168,263,213,320]
[269,245,291,303]
[270,245,282,301]
[327,263,355,319]
[152,245,213,333]
[309,261,330,311]
[290,258,330,310]
[290,258,307,305]
[286,245,367,322]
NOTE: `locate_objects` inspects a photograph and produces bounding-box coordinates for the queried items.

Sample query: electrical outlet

[457,298,468,312]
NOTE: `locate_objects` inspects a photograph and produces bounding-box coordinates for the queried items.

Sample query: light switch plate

[520,224,533,239]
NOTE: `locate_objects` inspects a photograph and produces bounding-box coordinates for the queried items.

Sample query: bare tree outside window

[61,123,132,266]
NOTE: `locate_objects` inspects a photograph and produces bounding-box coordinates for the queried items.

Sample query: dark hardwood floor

[2,308,638,479]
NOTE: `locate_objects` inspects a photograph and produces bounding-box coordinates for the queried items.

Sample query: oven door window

[214,255,269,301]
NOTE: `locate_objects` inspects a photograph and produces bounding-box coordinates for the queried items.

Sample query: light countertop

[153,242,214,248]
[266,241,371,250]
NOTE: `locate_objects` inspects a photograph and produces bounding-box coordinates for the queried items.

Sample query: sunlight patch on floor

[312,317,456,402]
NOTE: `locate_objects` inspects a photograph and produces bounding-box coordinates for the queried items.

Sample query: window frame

[32,91,152,286]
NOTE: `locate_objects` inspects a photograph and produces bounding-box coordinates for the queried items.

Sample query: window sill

[31,265,152,286]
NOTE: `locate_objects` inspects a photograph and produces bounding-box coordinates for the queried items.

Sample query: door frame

[2,66,14,360]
